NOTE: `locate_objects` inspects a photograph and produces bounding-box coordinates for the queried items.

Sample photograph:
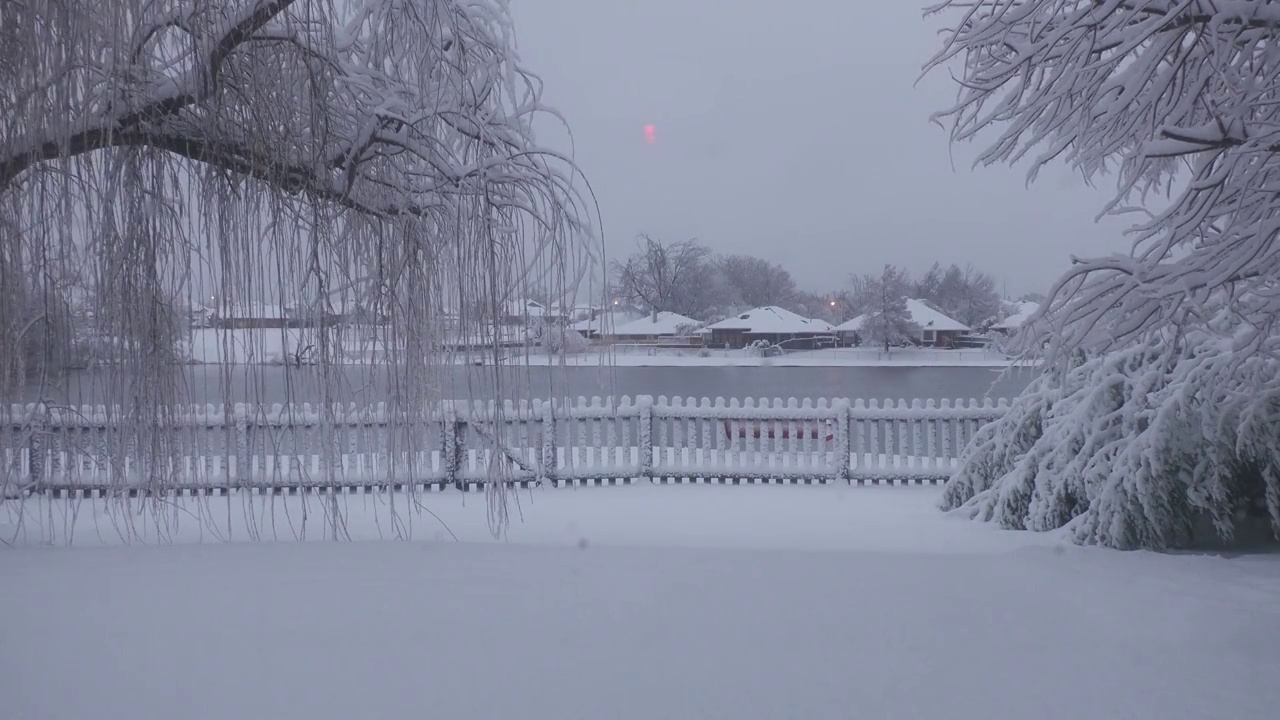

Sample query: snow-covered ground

[3,485,1278,720]
[180,328,1022,367]
[525,347,1024,367]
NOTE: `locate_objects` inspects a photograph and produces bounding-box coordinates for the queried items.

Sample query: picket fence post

[442,404,462,487]
[233,403,249,487]
[834,399,850,484]
[26,403,48,489]
[637,395,653,483]
[540,400,556,487]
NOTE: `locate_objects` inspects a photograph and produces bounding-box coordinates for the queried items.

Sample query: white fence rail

[2,396,1009,496]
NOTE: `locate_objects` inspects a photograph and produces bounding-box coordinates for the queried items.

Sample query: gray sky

[512,0,1132,297]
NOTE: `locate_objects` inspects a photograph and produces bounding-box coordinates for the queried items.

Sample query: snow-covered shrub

[944,331,1280,550]
[925,1,1280,549]
[540,326,591,355]
[743,339,773,357]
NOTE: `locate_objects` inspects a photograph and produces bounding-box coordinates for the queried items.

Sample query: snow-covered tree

[913,263,1003,329]
[853,265,919,352]
[788,290,843,324]
[715,254,797,310]
[611,235,726,320]
[927,0,1280,547]
[2,0,592,527]
[943,318,1280,549]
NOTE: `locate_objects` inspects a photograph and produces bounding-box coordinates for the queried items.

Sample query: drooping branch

[2,0,300,188]
[1,1,598,535]
[926,0,1280,548]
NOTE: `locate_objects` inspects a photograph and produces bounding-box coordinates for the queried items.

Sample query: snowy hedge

[942,335,1280,550]
[539,325,591,355]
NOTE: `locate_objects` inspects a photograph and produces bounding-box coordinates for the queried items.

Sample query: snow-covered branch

[927,0,1280,547]
[1,1,595,524]
[2,0,590,227]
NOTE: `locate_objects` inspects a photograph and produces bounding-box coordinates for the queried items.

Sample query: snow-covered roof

[504,299,546,318]
[904,299,969,332]
[547,302,597,319]
[834,299,969,333]
[832,314,863,332]
[993,301,1040,330]
[609,312,701,337]
[570,310,643,335]
[220,303,290,319]
[707,306,834,335]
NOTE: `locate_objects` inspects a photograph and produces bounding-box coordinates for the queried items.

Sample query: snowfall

[3,485,1278,720]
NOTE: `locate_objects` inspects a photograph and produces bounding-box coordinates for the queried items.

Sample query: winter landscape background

[4,1,1280,719]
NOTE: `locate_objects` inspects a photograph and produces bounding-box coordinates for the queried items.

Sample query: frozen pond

[29,363,1035,407]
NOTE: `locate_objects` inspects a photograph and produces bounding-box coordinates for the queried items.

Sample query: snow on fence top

[4,396,1009,426]
[2,396,1012,491]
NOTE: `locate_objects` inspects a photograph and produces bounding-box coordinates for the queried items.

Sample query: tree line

[610,235,1036,330]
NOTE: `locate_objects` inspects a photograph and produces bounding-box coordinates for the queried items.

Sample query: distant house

[501,299,547,326]
[992,301,1040,335]
[189,305,216,328]
[570,310,644,339]
[211,300,384,330]
[834,299,969,348]
[604,311,702,344]
[706,306,835,349]
[212,303,308,330]
[318,298,388,326]
[547,302,600,325]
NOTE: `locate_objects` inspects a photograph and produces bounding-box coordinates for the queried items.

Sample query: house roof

[707,306,834,335]
[834,299,969,333]
[570,310,643,335]
[547,302,598,316]
[221,303,290,319]
[609,312,701,337]
[503,299,546,318]
[993,301,1040,330]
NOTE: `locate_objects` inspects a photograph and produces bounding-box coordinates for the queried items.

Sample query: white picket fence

[1,396,1009,496]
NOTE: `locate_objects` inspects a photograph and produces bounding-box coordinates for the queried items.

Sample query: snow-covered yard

[3,485,1277,720]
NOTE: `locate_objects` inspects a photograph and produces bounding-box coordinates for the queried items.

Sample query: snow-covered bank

[181,328,1028,367]
[2,486,1278,720]
[514,347,1030,368]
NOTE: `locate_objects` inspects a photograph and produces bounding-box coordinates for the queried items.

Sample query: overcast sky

[511,0,1132,297]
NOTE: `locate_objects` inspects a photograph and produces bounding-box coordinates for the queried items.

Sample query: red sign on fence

[721,420,835,442]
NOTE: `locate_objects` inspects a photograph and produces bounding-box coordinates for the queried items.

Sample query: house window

[923,330,936,344]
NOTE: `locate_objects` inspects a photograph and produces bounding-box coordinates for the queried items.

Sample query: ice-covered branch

[927,0,1280,547]
[1,0,596,531]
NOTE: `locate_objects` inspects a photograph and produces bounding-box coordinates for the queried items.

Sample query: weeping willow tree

[1,0,596,539]
[926,0,1280,549]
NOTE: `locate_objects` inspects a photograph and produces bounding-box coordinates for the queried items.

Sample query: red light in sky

[643,124,656,144]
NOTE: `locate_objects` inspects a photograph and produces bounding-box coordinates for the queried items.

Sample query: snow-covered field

[3,485,1277,720]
